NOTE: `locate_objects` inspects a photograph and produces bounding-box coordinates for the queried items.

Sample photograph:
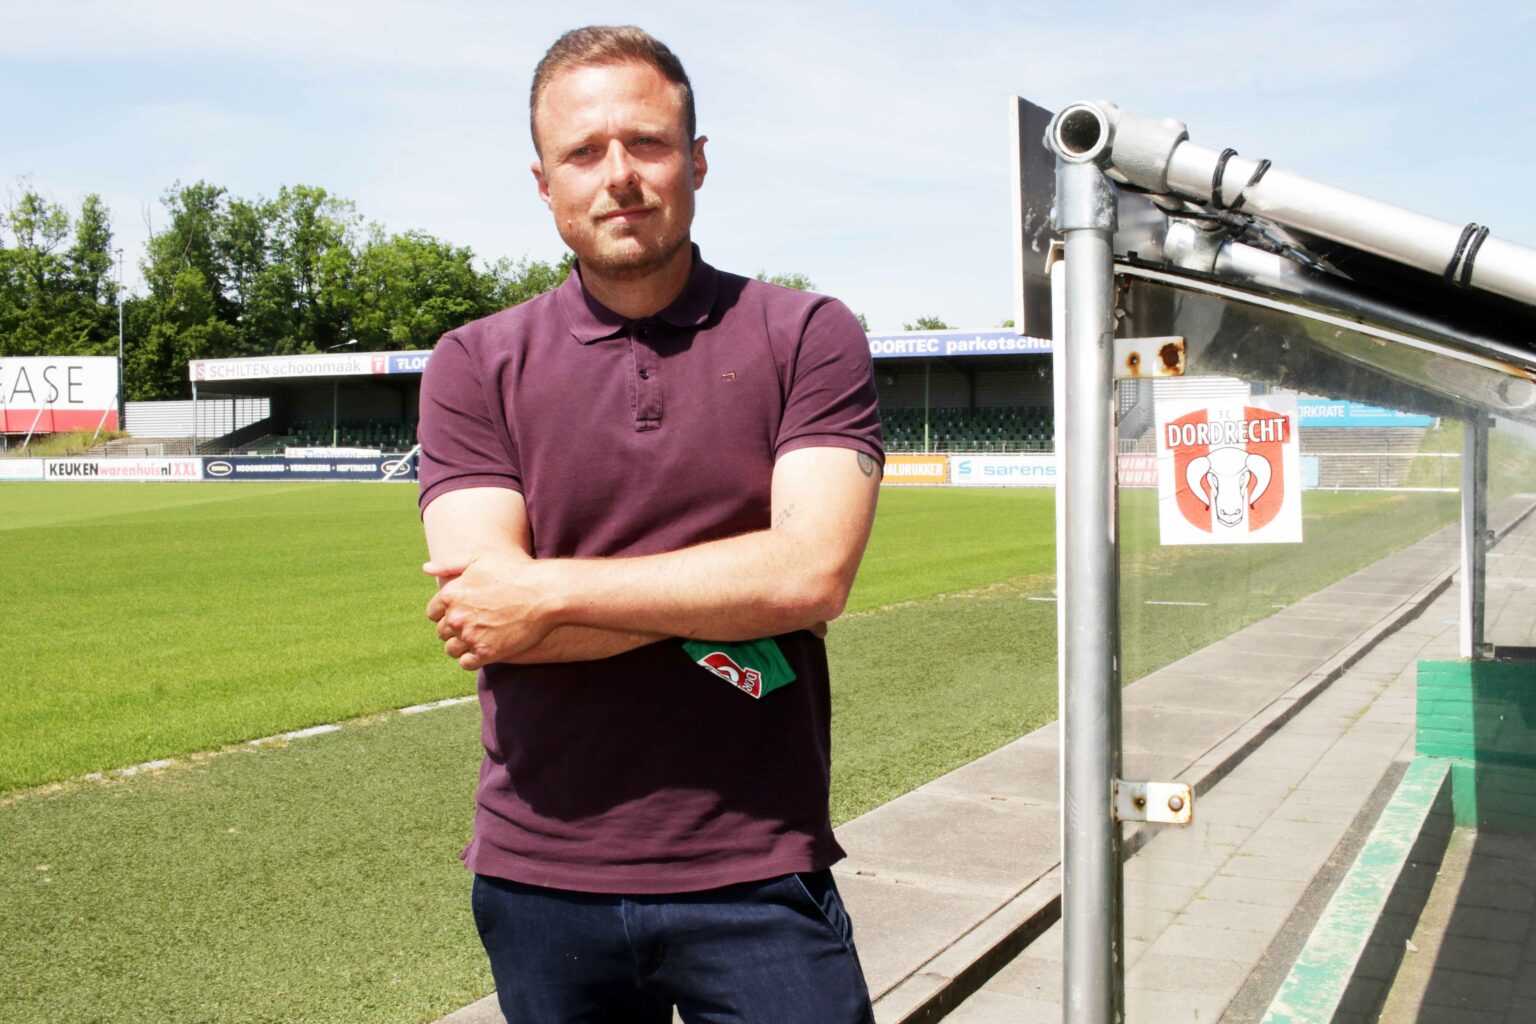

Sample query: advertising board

[951,454,1056,487]
[0,458,45,481]
[866,330,1051,360]
[0,357,119,433]
[1117,453,1157,488]
[881,454,949,485]
[44,458,202,482]
[1296,400,1434,429]
[201,456,417,482]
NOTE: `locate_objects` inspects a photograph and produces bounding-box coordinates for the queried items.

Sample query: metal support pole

[1459,416,1489,660]
[115,247,125,433]
[333,380,340,447]
[1052,133,1123,1022]
[923,361,931,453]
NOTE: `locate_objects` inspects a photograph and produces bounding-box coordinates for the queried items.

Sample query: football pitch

[0,481,1457,1023]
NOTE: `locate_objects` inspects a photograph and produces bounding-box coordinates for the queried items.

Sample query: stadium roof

[186,332,1051,391]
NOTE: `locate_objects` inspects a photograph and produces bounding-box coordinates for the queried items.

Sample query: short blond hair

[530,26,695,155]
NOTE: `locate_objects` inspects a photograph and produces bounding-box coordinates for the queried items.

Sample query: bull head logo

[1185,447,1273,528]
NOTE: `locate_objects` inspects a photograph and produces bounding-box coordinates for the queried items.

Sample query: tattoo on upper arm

[774,503,795,528]
[857,452,877,478]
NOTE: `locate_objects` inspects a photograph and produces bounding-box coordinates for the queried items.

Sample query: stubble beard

[573,179,693,283]
[579,224,690,282]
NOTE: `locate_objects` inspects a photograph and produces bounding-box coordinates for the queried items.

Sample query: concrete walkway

[941,502,1536,1024]
[439,500,1535,1024]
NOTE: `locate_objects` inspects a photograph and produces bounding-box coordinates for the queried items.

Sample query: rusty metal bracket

[1113,335,1185,379]
[1112,779,1193,825]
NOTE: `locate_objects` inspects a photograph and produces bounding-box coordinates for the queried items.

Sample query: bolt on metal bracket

[1112,779,1194,825]
[1113,336,1186,379]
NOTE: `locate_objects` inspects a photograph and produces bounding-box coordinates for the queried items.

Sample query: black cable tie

[1445,222,1479,283]
[1210,148,1239,209]
[1228,159,1271,212]
[1460,225,1491,287]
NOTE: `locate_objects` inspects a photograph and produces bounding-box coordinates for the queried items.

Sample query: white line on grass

[399,696,476,715]
[63,694,477,790]
[1143,600,1209,607]
[1026,596,1057,602]
[249,724,342,746]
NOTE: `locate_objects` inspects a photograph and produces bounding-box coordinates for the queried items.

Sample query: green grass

[0,480,1465,1024]
[0,483,460,791]
[1409,418,1536,504]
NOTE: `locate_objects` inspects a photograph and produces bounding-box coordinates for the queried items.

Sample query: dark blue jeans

[471,871,876,1023]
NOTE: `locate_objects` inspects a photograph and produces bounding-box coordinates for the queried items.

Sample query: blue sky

[4,0,1531,332]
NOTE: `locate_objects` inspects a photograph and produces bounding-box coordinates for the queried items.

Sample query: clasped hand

[424,548,559,670]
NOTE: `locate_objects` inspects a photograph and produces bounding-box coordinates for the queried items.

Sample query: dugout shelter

[1021,94,1536,1024]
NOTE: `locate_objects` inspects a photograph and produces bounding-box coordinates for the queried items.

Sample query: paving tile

[1196,873,1308,909]
[831,870,1009,998]
[1123,905,1176,943]
[1124,855,1222,889]
[1134,829,1238,867]
[1020,923,1062,962]
[1218,853,1325,882]
[1122,986,1232,1023]
[971,949,1060,1001]
[1432,935,1525,980]
[836,791,1058,893]
[1443,908,1529,951]
[1178,896,1292,934]
[1148,922,1276,964]
[1248,818,1349,847]
[1122,704,1250,757]
[937,986,1059,1024]
[1420,969,1514,1010]
[1122,879,1201,913]
[1234,836,1336,871]
[1126,952,1250,993]
[921,733,1060,805]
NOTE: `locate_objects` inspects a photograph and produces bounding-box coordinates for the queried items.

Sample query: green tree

[487,252,574,310]
[0,185,118,357]
[755,270,817,291]
[350,228,492,349]
[256,184,360,353]
[903,315,951,331]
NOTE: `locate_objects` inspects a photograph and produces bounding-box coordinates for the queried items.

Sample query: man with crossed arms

[419,25,883,1023]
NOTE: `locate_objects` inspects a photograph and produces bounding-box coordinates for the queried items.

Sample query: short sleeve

[417,332,521,514]
[774,299,884,465]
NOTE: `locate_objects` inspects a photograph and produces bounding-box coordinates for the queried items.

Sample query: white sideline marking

[400,696,475,715]
[1144,600,1209,607]
[67,692,475,789]
[116,759,173,777]
[249,724,341,746]
[1026,596,1057,603]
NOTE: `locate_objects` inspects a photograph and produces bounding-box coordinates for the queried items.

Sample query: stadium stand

[881,406,1054,452]
[284,418,419,451]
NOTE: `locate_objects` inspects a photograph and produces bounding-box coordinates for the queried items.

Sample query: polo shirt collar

[559,244,719,344]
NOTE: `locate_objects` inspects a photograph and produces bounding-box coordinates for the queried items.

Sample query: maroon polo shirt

[417,247,883,894]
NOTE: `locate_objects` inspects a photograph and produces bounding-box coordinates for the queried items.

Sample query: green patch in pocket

[681,637,797,699]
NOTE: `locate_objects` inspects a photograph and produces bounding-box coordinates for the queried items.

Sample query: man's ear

[531,160,552,207]
[691,136,709,190]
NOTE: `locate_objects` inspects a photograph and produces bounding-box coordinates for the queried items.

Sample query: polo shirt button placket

[632,321,663,431]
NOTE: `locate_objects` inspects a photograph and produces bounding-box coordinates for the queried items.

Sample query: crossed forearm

[428,528,848,671]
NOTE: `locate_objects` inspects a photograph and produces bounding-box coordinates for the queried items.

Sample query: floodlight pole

[115,247,125,432]
[1050,108,1124,1024]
